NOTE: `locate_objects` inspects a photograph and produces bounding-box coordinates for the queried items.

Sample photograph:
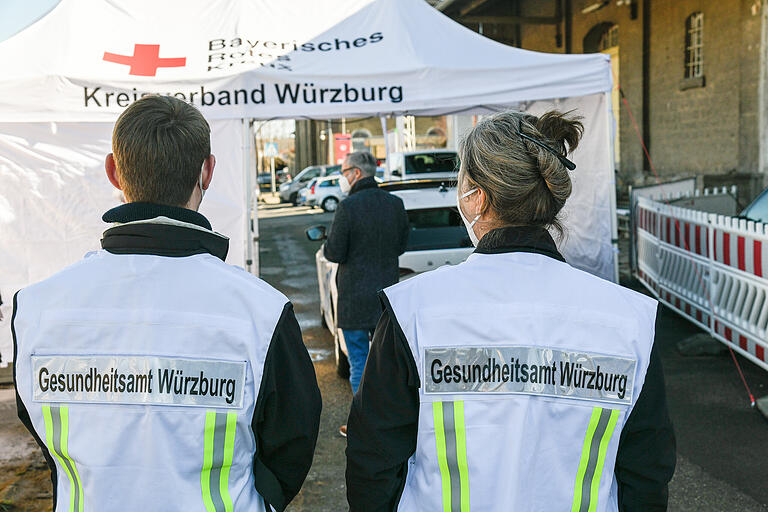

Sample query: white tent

[0,0,616,363]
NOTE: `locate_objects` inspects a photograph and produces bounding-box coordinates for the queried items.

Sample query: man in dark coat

[324,151,409,435]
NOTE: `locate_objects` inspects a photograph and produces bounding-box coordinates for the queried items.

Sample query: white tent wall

[519,93,617,282]
[0,0,619,364]
[0,119,248,364]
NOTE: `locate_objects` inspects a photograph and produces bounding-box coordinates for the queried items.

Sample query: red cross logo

[103,44,186,76]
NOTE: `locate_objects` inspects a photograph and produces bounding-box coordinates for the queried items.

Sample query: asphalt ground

[259,203,768,512]
[0,200,767,511]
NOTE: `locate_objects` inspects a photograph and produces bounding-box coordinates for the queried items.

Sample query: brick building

[435,0,768,202]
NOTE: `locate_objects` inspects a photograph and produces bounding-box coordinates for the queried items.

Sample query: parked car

[257,169,290,192]
[739,186,768,223]
[387,150,458,181]
[279,164,341,204]
[307,178,473,376]
[297,178,317,206]
[305,175,346,212]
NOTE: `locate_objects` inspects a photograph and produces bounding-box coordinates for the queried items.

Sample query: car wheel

[322,196,339,212]
[290,192,298,206]
[335,336,350,379]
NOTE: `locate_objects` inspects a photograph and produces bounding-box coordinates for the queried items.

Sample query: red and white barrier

[635,194,768,371]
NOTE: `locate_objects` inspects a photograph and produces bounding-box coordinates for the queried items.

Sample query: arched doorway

[425,126,447,148]
[585,23,620,170]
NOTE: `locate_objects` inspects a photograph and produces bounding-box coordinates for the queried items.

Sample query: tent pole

[242,118,256,275]
[605,91,620,283]
[381,116,390,180]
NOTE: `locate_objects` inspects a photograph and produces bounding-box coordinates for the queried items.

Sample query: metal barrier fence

[635,192,768,372]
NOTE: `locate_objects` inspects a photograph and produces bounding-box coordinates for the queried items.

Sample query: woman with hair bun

[346,110,675,512]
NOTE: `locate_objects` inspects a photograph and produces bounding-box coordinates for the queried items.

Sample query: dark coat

[324,177,409,330]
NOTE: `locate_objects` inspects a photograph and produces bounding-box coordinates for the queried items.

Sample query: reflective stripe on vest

[43,405,84,512]
[433,401,470,512]
[571,407,620,512]
[201,411,237,512]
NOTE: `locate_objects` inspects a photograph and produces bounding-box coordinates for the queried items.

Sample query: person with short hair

[346,111,675,511]
[324,151,409,437]
[13,95,321,511]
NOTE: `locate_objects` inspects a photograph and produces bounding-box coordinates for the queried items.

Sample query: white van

[387,150,458,181]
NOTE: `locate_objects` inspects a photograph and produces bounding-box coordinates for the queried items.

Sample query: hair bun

[536,111,584,156]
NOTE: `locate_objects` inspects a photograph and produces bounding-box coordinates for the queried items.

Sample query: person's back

[324,151,409,437]
[13,95,321,511]
[383,241,656,510]
[346,111,675,512]
[330,182,408,327]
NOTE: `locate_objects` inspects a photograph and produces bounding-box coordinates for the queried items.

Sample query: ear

[202,154,215,190]
[476,187,487,214]
[466,187,486,216]
[105,154,122,191]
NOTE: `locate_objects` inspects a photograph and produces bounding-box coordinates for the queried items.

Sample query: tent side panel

[0,120,247,364]
[520,93,616,282]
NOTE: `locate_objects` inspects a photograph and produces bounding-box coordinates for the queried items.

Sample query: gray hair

[345,151,377,177]
[458,110,583,235]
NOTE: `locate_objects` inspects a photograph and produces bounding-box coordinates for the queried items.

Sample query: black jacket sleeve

[324,201,350,264]
[13,291,59,508]
[252,303,322,511]
[615,312,676,511]
[346,299,420,512]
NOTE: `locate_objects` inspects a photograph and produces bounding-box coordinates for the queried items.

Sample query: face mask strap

[458,187,482,226]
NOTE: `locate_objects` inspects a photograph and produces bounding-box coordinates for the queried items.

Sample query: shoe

[339,425,347,438]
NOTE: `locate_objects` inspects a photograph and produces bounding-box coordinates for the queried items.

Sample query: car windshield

[740,189,768,223]
[300,167,321,181]
[326,165,341,175]
[320,178,339,187]
[405,153,458,175]
[406,208,472,251]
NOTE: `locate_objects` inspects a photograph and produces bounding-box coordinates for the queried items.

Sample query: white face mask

[457,187,481,246]
[339,174,351,194]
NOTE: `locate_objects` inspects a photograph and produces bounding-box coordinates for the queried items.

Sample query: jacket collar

[349,176,378,195]
[100,202,229,261]
[102,202,212,229]
[474,225,566,262]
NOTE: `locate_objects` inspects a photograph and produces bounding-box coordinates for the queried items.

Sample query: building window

[598,25,619,51]
[685,12,704,79]
[351,128,372,152]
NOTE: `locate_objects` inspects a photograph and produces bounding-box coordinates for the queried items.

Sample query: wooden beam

[458,0,492,17]
[461,15,560,25]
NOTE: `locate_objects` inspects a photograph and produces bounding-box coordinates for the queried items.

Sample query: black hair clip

[517,124,576,171]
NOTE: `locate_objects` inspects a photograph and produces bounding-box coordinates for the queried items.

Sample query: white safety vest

[14,249,288,512]
[384,251,658,512]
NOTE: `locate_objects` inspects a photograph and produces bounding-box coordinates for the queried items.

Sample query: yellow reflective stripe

[219,412,237,512]
[433,402,452,512]
[453,401,470,512]
[201,411,217,512]
[571,408,601,512]
[43,405,78,512]
[59,407,84,512]
[588,409,620,512]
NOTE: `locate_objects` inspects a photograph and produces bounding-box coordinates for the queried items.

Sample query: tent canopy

[0,0,611,122]
[0,0,616,364]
